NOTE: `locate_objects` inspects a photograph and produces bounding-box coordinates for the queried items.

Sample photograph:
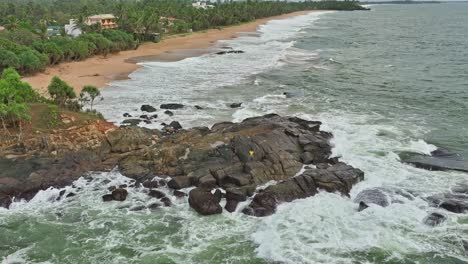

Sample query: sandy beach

[23,10,315,95]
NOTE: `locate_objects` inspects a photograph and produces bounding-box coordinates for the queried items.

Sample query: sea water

[2,4,468,263]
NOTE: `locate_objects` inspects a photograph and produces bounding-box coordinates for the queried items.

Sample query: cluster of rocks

[0,113,365,217]
[353,183,468,227]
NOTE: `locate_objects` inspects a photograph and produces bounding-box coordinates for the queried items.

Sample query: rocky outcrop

[399,149,468,173]
[243,163,364,216]
[0,114,364,216]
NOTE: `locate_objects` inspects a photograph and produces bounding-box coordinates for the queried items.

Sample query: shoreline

[22,10,317,95]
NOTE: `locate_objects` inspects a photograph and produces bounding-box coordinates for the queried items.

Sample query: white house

[192,1,214,9]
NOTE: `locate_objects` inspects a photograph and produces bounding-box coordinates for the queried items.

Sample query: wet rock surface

[399,149,468,173]
[0,114,364,216]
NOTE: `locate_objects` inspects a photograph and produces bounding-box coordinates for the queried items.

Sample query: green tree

[0,50,20,71]
[79,85,101,110]
[47,76,76,106]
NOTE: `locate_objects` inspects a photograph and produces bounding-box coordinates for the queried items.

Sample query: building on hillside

[86,14,118,30]
[192,1,214,9]
[64,19,82,38]
[47,26,62,38]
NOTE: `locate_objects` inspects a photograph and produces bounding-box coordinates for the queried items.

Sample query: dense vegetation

[0,68,102,139]
[0,0,366,75]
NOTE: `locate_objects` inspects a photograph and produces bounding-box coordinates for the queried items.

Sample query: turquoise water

[2,4,468,263]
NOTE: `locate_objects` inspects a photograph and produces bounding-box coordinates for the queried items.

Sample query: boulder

[141,105,157,112]
[142,180,159,189]
[164,110,174,116]
[160,197,172,207]
[160,104,184,110]
[226,187,248,202]
[229,103,242,108]
[198,175,217,189]
[148,189,166,199]
[188,187,222,215]
[123,113,132,117]
[354,188,390,211]
[195,105,203,110]
[106,127,154,153]
[225,199,239,213]
[102,194,113,202]
[111,188,128,201]
[213,189,223,203]
[167,176,192,189]
[169,121,183,130]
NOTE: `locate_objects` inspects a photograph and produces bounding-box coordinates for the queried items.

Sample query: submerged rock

[354,187,415,211]
[160,103,184,110]
[229,103,242,108]
[423,212,447,226]
[141,104,157,112]
[164,110,174,116]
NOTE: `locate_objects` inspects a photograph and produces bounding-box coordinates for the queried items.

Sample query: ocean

[1,3,468,263]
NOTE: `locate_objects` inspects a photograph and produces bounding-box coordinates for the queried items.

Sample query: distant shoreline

[22,10,322,96]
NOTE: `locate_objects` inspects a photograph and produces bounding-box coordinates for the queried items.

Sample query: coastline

[22,10,316,95]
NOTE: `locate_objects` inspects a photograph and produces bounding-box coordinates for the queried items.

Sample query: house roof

[88,14,116,20]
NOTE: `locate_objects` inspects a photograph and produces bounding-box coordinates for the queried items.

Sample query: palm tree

[5,15,19,31]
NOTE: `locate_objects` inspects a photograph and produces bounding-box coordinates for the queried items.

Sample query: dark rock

[173,190,187,198]
[143,120,152,124]
[151,114,158,119]
[167,176,192,190]
[141,105,157,112]
[354,188,390,211]
[423,212,446,226]
[121,119,141,126]
[160,103,184,110]
[158,180,167,187]
[246,192,277,217]
[102,194,113,202]
[147,203,161,210]
[111,188,128,201]
[164,110,174,116]
[213,189,223,203]
[300,152,315,164]
[426,193,468,214]
[160,197,172,207]
[106,126,154,153]
[142,180,159,189]
[140,115,150,120]
[216,50,244,55]
[198,175,217,189]
[188,187,222,215]
[229,103,242,108]
[148,189,166,199]
[119,184,128,189]
[195,105,203,110]
[123,113,132,117]
[66,192,76,198]
[226,187,247,202]
[169,121,183,130]
[399,151,468,173]
[225,199,239,213]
